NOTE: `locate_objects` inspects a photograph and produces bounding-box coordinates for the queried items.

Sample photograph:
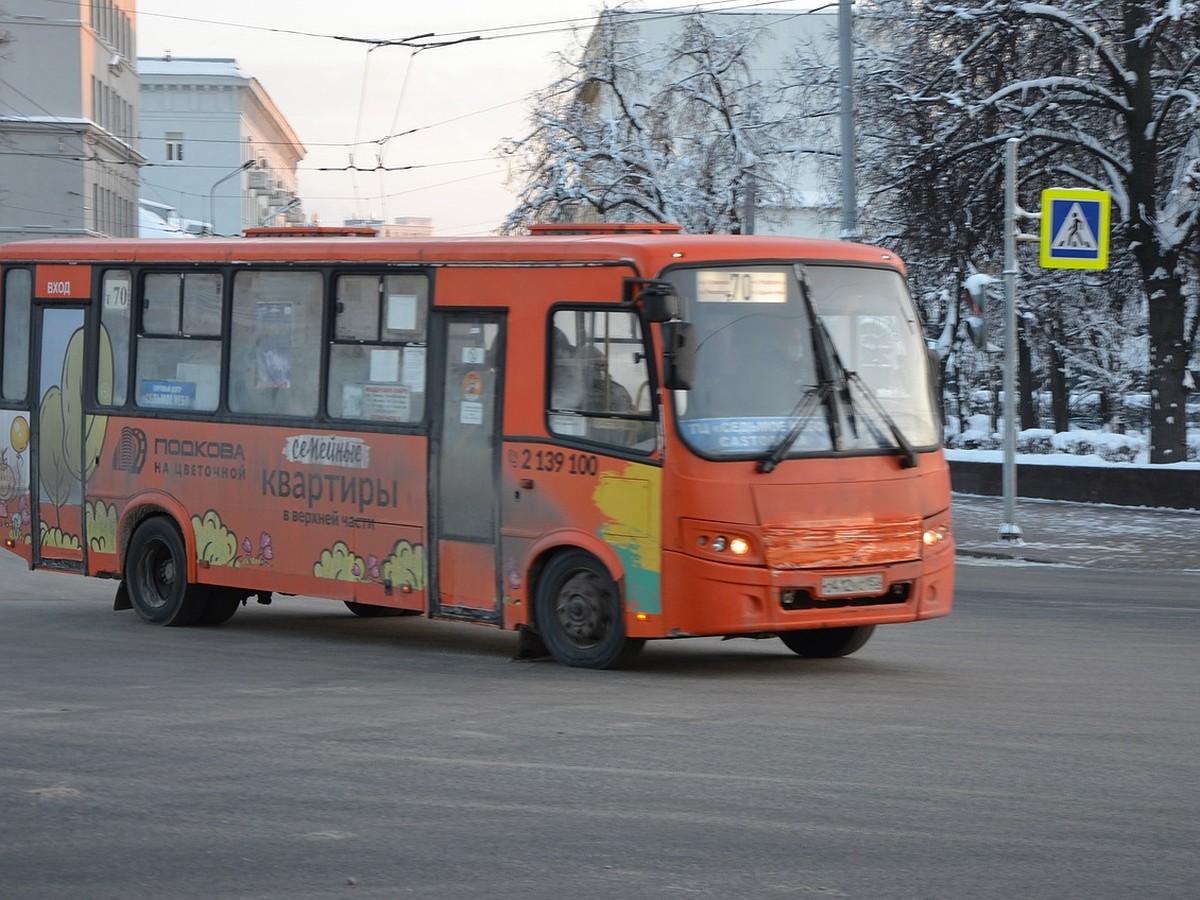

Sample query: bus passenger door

[30,305,89,571]
[430,314,504,622]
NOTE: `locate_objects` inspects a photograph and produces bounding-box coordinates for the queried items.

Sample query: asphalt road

[1,555,1197,900]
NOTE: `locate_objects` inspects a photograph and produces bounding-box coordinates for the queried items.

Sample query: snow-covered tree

[853,0,1200,463]
[500,9,826,235]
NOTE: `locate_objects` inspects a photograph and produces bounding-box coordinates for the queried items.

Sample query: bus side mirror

[662,321,696,390]
[623,279,680,322]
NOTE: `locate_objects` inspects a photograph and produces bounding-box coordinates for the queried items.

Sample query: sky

[135,1,829,235]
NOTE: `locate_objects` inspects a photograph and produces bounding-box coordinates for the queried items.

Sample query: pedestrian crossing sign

[1039,188,1111,270]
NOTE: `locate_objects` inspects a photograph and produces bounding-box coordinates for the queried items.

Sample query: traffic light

[962,273,992,350]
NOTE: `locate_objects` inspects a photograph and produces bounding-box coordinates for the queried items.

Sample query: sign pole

[1000,138,1022,542]
[838,0,859,241]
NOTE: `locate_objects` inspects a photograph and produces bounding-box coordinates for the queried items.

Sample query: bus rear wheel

[125,517,208,627]
[779,625,875,658]
[197,590,244,625]
[535,551,644,669]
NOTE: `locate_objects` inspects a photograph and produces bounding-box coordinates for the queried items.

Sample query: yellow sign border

[1039,188,1111,270]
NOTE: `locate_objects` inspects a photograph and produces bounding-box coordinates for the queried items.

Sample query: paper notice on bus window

[342,383,364,418]
[696,270,788,303]
[549,414,588,437]
[460,400,483,425]
[386,294,418,332]
[139,379,195,409]
[368,347,401,383]
[403,346,426,392]
[363,383,410,421]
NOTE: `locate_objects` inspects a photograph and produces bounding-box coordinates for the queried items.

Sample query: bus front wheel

[535,551,644,669]
[779,625,875,658]
[125,517,208,627]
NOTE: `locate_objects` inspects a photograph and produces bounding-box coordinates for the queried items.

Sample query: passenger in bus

[550,328,633,413]
[550,327,586,410]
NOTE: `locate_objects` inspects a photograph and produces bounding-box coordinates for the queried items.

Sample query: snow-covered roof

[137,57,247,80]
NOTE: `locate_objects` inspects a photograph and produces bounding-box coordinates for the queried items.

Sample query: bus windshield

[665,263,940,462]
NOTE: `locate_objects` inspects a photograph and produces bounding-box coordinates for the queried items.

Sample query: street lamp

[208,159,255,236]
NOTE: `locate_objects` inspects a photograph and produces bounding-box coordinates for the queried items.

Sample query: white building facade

[0,0,143,244]
[138,56,305,236]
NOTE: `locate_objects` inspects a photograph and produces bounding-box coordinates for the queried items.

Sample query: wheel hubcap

[556,572,610,648]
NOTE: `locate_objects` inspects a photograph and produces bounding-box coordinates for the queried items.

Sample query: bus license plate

[820,573,884,598]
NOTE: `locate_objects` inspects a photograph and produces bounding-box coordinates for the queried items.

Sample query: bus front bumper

[644,542,954,639]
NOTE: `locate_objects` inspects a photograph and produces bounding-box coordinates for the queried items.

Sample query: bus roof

[0,232,905,275]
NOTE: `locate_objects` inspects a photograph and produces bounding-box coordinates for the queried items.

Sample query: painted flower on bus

[239,531,274,567]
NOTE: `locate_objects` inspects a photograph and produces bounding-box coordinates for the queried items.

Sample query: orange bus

[0,224,953,668]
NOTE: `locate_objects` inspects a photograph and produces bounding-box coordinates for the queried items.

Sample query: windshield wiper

[845,371,919,468]
[758,382,832,474]
[788,263,918,470]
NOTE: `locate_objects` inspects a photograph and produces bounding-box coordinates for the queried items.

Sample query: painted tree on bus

[37,327,111,533]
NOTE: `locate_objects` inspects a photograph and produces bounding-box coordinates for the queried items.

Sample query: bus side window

[327,273,428,423]
[135,271,222,412]
[547,308,654,451]
[228,270,322,418]
[100,270,132,406]
[2,268,32,402]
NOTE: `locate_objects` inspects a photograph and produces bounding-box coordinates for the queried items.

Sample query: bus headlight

[922,524,951,548]
[683,521,762,565]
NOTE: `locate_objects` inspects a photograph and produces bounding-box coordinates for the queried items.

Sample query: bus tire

[343,601,418,618]
[779,625,875,658]
[535,550,644,669]
[197,590,243,626]
[125,517,207,627]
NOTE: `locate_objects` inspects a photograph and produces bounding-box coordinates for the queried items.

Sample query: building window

[166,132,184,162]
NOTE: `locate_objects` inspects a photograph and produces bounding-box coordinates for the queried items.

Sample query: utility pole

[1000,137,1024,542]
[838,0,859,241]
[743,103,758,235]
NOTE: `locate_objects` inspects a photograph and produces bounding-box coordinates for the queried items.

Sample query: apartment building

[138,55,305,235]
[0,0,143,243]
